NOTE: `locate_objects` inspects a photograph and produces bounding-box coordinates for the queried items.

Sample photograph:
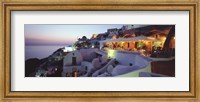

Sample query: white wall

[115,52,149,68]
[115,52,136,66]
[81,61,94,73]
[79,49,97,62]
[63,51,83,66]
[116,64,151,77]
[134,55,149,68]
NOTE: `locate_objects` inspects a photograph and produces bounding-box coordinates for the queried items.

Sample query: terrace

[99,34,175,58]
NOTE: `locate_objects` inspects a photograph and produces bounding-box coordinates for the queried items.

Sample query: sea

[25,45,66,60]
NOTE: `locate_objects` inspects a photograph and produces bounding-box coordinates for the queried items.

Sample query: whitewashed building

[92,51,152,77]
[62,49,108,77]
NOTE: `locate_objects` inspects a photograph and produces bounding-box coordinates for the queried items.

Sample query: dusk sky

[25,24,123,45]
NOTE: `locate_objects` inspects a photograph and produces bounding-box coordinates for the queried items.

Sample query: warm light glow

[63,46,76,52]
[161,37,166,41]
[137,41,145,49]
[174,37,175,39]
[107,49,116,59]
[144,41,148,44]
[141,49,145,52]
[92,34,98,38]
[153,41,162,48]
[120,42,124,47]
[92,45,95,48]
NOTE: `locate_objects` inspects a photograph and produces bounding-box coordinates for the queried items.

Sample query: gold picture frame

[0,0,199,101]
